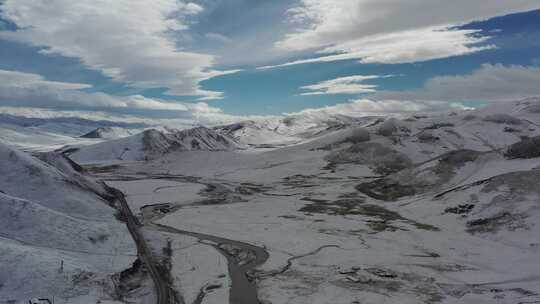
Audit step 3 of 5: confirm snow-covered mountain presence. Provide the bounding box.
[0,113,146,151]
[215,113,377,147]
[80,126,138,139]
[69,126,240,163]
[0,142,135,302]
[0,122,101,151]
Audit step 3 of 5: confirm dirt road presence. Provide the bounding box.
[109,187,180,304]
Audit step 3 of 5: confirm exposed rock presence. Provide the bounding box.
[377,119,399,137]
[505,135,540,159]
[417,131,439,143]
[348,128,371,143]
[444,204,475,215]
[424,123,454,130]
[327,142,412,175]
[483,114,522,125]
[356,179,416,201]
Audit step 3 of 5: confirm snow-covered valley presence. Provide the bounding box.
[2,98,540,304]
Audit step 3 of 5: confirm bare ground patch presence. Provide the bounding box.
[298,198,439,233]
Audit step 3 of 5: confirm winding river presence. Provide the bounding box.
[103,172,271,304]
[151,223,269,304]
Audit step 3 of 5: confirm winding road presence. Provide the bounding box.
[109,187,179,304]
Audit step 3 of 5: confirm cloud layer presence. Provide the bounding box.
[0,69,227,119]
[300,75,390,95]
[0,0,233,100]
[270,0,540,67]
[0,70,92,91]
[6,64,540,128]
[288,99,469,118]
[375,64,540,102]
[0,68,472,126]
[264,27,493,69]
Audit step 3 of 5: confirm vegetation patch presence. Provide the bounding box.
[335,267,447,304]
[348,128,371,143]
[283,174,320,188]
[85,164,122,174]
[299,198,438,232]
[377,119,398,136]
[466,212,526,234]
[437,150,480,169]
[312,128,371,151]
[444,204,475,215]
[88,233,110,243]
[327,142,412,175]
[483,114,522,125]
[462,114,477,121]
[503,127,520,133]
[482,170,540,194]
[299,198,360,215]
[417,131,440,143]
[356,179,416,201]
[113,258,147,300]
[505,135,540,159]
[424,123,455,130]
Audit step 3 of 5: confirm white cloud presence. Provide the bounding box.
[0,0,234,100]
[269,0,540,67]
[0,69,226,115]
[288,99,469,118]
[374,64,540,102]
[0,106,154,125]
[0,70,92,90]
[263,27,494,69]
[300,75,391,96]
[292,64,540,119]
[0,67,484,127]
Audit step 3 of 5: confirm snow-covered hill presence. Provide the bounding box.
[69,126,240,163]
[0,143,135,303]
[0,114,146,151]
[215,113,376,147]
[0,122,100,151]
[80,126,138,139]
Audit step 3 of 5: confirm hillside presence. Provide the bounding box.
[215,114,375,147]
[80,126,138,139]
[0,143,135,303]
[69,126,240,163]
[0,113,146,151]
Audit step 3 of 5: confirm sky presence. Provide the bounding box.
[1,0,540,125]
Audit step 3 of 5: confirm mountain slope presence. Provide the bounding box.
[215,114,376,147]
[80,126,137,139]
[70,126,240,163]
[0,143,135,303]
[0,113,146,151]
[0,143,117,219]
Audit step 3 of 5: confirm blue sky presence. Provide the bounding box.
[1,1,540,124]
